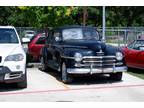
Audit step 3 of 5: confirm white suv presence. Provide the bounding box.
[0,26,27,88]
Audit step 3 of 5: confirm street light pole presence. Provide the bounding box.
[102,6,106,42]
[83,6,87,26]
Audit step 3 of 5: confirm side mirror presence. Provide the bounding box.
[22,37,30,43]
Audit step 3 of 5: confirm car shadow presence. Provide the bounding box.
[39,68,123,85]
[128,67,144,73]
[0,83,23,92]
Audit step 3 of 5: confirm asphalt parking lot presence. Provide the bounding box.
[0,64,144,102]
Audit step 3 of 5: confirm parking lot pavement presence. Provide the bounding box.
[0,66,144,102]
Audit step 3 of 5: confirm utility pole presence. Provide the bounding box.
[83,6,88,26]
[102,6,106,42]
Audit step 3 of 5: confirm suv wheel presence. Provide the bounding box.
[110,72,123,81]
[61,62,73,84]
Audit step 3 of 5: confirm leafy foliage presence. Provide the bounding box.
[0,6,144,28]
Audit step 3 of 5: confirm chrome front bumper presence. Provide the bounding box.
[67,66,127,74]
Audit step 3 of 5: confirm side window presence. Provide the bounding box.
[128,41,135,49]
[51,30,61,43]
[46,31,53,44]
[36,37,45,44]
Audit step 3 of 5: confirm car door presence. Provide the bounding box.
[50,30,62,70]
[133,41,144,68]
[124,48,139,68]
[46,30,61,70]
[124,41,139,68]
[33,36,45,60]
[135,50,144,68]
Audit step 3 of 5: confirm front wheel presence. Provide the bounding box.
[61,62,73,84]
[110,72,123,81]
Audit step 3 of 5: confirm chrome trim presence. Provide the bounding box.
[75,63,123,67]
[83,59,116,63]
[83,56,115,59]
[67,66,127,74]
[4,73,22,80]
[61,55,116,60]
[61,56,75,59]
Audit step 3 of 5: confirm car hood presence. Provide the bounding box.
[62,40,106,52]
[0,44,21,56]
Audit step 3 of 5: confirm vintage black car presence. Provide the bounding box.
[40,25,127,83]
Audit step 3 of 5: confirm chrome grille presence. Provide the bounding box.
[81,56,122,68]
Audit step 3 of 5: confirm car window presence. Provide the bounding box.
[36,37,45,44]
[63,28,83,40]
[46,31,53,44]
[83,28,99,40]
[128,41,135,49]
[0,28,19,44]
[133,40,144,50]
[128,40,144,50]
[62,28,99,41]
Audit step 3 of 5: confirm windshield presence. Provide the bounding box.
[0,28,19,44]
[62,28,99,41]
[128,40,144,50]
[26,32,34,34]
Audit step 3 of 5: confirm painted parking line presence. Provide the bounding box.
[0,84,144,96]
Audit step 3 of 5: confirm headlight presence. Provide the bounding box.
[116,52,123,61]
[74,52,83,62]
[5,54,24,61]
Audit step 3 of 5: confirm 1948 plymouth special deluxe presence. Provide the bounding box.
[40,25,127,83]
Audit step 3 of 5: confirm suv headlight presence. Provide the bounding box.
[5,54,24,61]
[74,52,83,62]
[116,52,123,61]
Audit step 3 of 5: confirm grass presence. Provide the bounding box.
[127,68,144,80]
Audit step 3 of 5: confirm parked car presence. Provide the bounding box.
[122,39,144,69]
[40,25,127,83]
[28,33,46,62]
[24,30,35,40]
[0,26,27,88]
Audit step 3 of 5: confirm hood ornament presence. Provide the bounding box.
[97,45,104,56]
[98,45,103,52]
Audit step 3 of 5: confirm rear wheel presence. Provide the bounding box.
[61,62,73,84]
[110,72,123,81]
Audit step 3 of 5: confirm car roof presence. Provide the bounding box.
[55,25,97,30]
[0,26,15,29]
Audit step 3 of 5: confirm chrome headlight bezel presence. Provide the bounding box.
[5,53,24,61]
[74,52,83,62]
[116,52,123,61]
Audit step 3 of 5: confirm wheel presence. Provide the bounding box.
[110,72,123,81]
[17,73,27,88]
[40,56,48,71]
[61,62,73,84]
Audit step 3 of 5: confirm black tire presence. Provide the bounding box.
[61,62,73,84]
[40,56,48,71]
[110,72,123,81]
[17,73,27,88]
